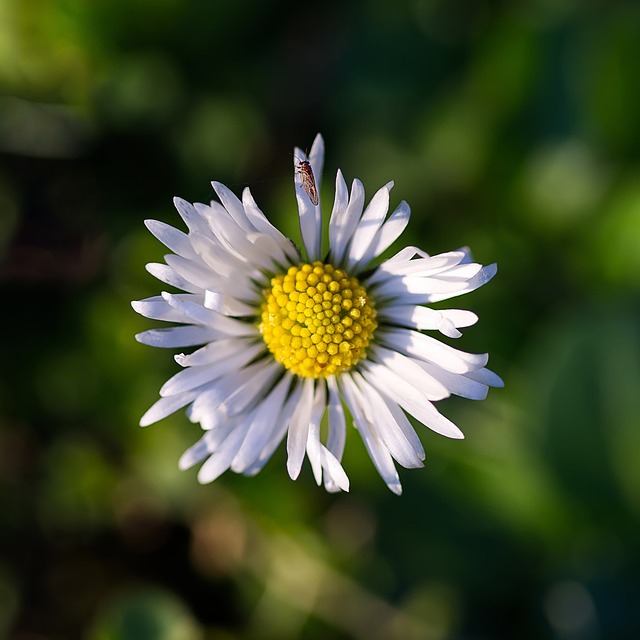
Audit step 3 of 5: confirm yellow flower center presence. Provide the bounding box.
[259,262,378,378]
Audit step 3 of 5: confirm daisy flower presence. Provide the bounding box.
[132,134,502,494]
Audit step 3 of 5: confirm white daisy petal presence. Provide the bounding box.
[286,378,315,480]
[294,140,323,261]
[370,345,451,401]
[173,197,210,236]
[319,445,350,493]
[211,181,255,232]
[328,170,349,255]
[378,392,426,463]
[247,231,289,271]
[144,220,198,260]
[330,178,365,265]
[178,436,210,471]
[159,362,228,398]
[197,415,254,484]
[188,232,239,278]
[203,290,256,317]
[380,327,488,373]
[174,337,260,367]
[426,263,498,304]
[131,295,196,323]
[135,325,220,348]
[438,261,486,279]
[458,246,473,263]
[218,360,281,417]
[362,362,464,440]
[242,188,300,262]
[373,265,484,299]
[418,361,490,401]
[179,422,241,469]
[161,292,256,336]
[243,380,304,476]
[195,203,267,267]
[203,275,261,305]
[196,422,236,455]
[358,200,411,267]
[187,386,229,428]
[339,374,402,495]
[441,309,479,328]
[145,262,202,294]
[378,304,450,331]
[373,251,467,280]
[323,376,349,492]
[353,372,424,469]
[306,382,327,486]
[308,132,325,187]
[186,359,274,427]
[346,181,393,271]
[295,183,321,261]
[164,254,224,292]
[326,376,346,460]
[160,343,265,397]
[377,305,478,338]
[383,245,430,266]
[231,372,293,473]
[140,390,199,427]
[466,366,505,388]
[133,135,501,494]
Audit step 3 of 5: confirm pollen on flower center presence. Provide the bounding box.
[259,262,377,378]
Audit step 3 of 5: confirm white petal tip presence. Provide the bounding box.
[389,483,403,496]
[441,326,463,339]
[138,412,155,427]
[287,460,302,481]
[325,481,349,493]
[490,371,505,388]
[178,453,197,471]
[197,464,220,484]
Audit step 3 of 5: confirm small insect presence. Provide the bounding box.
[295,157,319,206]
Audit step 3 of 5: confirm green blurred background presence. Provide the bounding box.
[1,0,639,638]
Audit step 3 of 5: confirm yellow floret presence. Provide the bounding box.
[259,262,377,378]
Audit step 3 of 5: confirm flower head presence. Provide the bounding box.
[133,134,502,494]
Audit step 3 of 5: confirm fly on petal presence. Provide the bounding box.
[295,158,319,206]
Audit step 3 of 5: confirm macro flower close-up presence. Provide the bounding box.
[133,134,503,494]
[7,3,640,636]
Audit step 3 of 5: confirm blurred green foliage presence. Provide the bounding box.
[1,0,640,638]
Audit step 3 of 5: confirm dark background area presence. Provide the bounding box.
[1,0,640,638]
